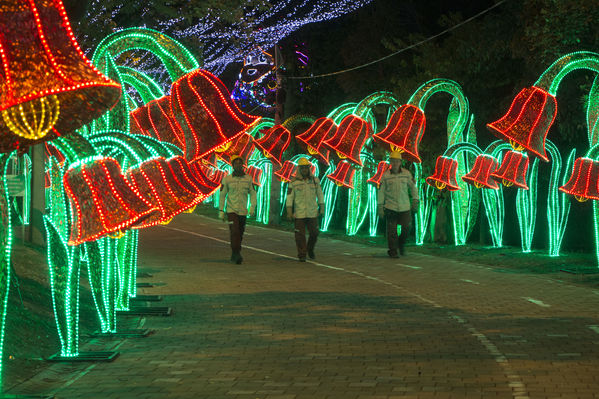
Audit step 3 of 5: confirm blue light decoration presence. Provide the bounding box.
[231,47,277,110]
[81,0,374,78]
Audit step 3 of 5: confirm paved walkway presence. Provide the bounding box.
[8,213,599,398]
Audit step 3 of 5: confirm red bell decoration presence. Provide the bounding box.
[63,157,159,245]
[367,161,391,188]
[490,150,530,190]
[296,117,336,164]
[219,133,254,165]
[129,105,152,135]
[559,157,599,201]
[461,154,500,189]
[146,96,185,149]
[207,168,228,186]
[199,152,217,167]
[426,156,460,191]
[188,160,222,189]
[171,69,260,162]
[253,125,291,167]
[373,104,426,163]
[126,157,202,226]
[245,165,263,186]
[487,87,557,162]
[327,161,356,189]
[323,115,371,166]
[167,156,220,199]
[274,160,297,183]
[0,0,121,153]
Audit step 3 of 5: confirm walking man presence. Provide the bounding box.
[219,155,257,264]
[286,157,325,262]
[377,151,419,258]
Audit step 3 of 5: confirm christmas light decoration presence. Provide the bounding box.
[462,154,500,189]
[115,0,375,75]
[245,165,263,187]
[0,153,14,387]
[231,47,277,110]
[171,69,261,162]
[63,156,159,245]
[327,161,355,189]
[126,157,202,226]
[93,27,199,82]
[426,156,460,191]
[559,157,599,201]
[218,134,255,165]
[373,105,426,163]
[296,117,337,164]
[488,52,599,161]
[323,115,371,166]
[487,87,556,161]
[515,158,539,253]
[367,161,391,188]
[118,66,165,103]
[0,0,121,152]
[274,160,297,183]
[491,150,530,189]
[146,96,185,149]
[253,125,291,167]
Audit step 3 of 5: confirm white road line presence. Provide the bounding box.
[460,279,480,285]
[397,264,421,270]
[522,297,550,308]
[343,252,352,256]
[588,325,599,335]
[165,223,526,396]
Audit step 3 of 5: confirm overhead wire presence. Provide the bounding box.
[287,0,509,80]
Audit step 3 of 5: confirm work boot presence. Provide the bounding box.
[298,256,306,262]
[308,249,315,260]
[387,249,399,258]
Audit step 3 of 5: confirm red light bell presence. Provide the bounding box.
[296,117,336,164]
[63,157,159,245]
[323,115,370,166]
[490,150,530,190]
[461,154,500,189]
[171,69,260,162]
[254,125,291,167]
[367,161,391,188]
[327,161,355,189]
[487,87,557,162]
[426,156,460,191]
[559,157,599,201]
[373,104,426,163]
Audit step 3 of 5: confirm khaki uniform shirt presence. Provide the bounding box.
[286,176,325,219]
[219,174,257,216]
[377,169,419,212]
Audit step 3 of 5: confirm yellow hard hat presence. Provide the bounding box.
[297,157,311,166]
[389,151,403,160]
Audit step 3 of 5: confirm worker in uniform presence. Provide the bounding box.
[286,157,325,262]
[377,151,419,258]
[219,155,257,264]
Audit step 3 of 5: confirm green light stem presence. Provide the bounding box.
[535,51,599,96]
[516,158,539,253]
[93,28,200,82]
[119,66,165,103]
[407,79,470,145]
[545,141,572,257]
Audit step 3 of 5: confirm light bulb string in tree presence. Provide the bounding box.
[92,28,200,83]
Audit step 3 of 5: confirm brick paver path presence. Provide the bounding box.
[9,213,599,398]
